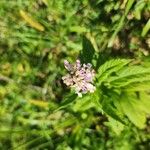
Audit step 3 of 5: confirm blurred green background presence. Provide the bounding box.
[0,0,150,149]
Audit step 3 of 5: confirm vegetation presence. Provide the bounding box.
[0,0,150,149]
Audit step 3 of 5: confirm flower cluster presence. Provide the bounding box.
[62,59,96,97]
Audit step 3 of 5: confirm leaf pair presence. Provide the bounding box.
[97,58,150,128]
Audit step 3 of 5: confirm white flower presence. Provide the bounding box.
[62,59,96,97]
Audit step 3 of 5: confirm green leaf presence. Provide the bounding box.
[69,26,88,33]
[123,82,150,91]
[110,75,150,88]
[108,66,150,82]
[141,19,150,37]
[119,93,146,128]
[98,59,130,76]
[118,66,150,78]
[14,136,44,150]
[54,93,77,112]
[133,0,146,20]
[140,92,150,114]
[102,96,125,124]
[72,95,95,112]
[79,36,95,64]
[97,59,131,84]
[107,117,124,135]
[73,90,102,112]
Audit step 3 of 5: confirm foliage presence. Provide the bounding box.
[0,0,150,149]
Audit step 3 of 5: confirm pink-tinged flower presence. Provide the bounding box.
[64,60,73,72]
[62,59,96,97]
[62,74,73,86]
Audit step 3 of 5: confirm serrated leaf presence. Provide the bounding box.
[102,97,125,124]
[140,92,150,114]
[118,66,150,77]
[123,82,150,91]
[110,75,150,88]
[97,59,131,84]
[97,59,131,76]
[119,93,146,128]
[109,66,150,82]
[107,117,124,135]
[73,90,102,112]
